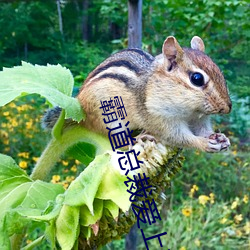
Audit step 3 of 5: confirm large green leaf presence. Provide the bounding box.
[0,154,65,248]
[64,152,131,214]
[56,205,80,250]
[95,160,131,212]
[0,176,31,201]
[0,62,84,122]
[63,153,110,213]
[20,181,64,213]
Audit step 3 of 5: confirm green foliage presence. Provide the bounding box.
[0,154,64,249]
[138,196,249,249]
[0,62,84,122]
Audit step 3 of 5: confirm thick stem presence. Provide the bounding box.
[30,126,111,181]
[10,231,25,250]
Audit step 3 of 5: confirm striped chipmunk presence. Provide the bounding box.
[43,36,232,153]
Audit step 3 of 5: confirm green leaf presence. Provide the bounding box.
[0,181,64,238]
[26,197,64,222]
[79,199,103,226]
[103,200,119,219]
[20,181,64,213]
[0,154,30,181]
[45,220,56,249]
[96,161,131,212]
[0,231,10,250]
[0,182,33,218]
[64,152,131,214]
[63,153,110,213]
[0,176,32,201]
[80,226,92,240]
[0,62,85,122]
[56,205,80,250]
[0,154,65,245]
[65,142,96,166]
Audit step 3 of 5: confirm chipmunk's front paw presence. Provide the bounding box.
[207,133,230,152]
[136,132,156,144]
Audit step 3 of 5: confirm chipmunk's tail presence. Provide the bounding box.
[41,106,62,130]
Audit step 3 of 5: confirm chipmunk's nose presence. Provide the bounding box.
[219,101,232,114]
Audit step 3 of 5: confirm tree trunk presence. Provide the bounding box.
[56,0,63,36]
[125,224,137,250]
[82,0,89,41]
[128,0,142,49]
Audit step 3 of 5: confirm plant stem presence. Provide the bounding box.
[30,126,111,181]
[10,232,25,250]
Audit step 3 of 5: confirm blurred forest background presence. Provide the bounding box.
[0,0,249,249]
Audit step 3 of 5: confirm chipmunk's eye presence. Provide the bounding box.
[190,72,204,87]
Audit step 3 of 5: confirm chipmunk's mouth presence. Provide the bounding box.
[204,100,232,115]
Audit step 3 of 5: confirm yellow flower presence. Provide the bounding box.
[75,159,81,165]
[0,130,8,138]
[235,157,242,163]
[3,138,9,145]
[180,247,186,250]
[4,147,10,152]
[70,165,77,172]
[194,238,201,247]
[209,193,215,204]
[232,150,237,156]
[63,182,69,189]
[236,229,242,237]
[198,195,210,206]
[189,184,199,197]
[18,152,30,159]
[26,239,32,244]
[62,160,69,166]
[182,207,192,217]
[244,221,250,234]
[234,214,243,224]
[19,161,28,169]
[9,102,16,108]
[26,121,33,129]
[66,176,75,182]
[231,197,240,209]
[32,157,39,162]
[220,217,228,224]
[221,162,228,167]
[11,119,18,127]
[51,175,61,183]
[3,111,9,116]
[243,195,248,204]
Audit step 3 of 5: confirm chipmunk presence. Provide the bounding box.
[44,36,232,153]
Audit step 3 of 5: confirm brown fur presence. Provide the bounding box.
[77,36,232,152]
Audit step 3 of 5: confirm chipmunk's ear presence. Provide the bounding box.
[162,36,184,62]
[191,36,205,52]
